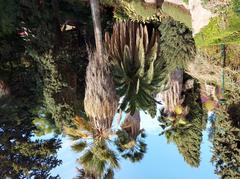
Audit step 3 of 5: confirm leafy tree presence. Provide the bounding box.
[0,64,62,178]
[105,21,164,117]
[32,108,60,137]
[211,104,240,179]
[0,0,19,37]
[159,78,205,167]
[158,18,195,74]
[33,51,81,130]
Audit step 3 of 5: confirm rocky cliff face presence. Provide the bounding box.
[188,0,213,35]
[144,0,214,35]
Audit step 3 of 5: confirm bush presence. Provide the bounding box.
[233,0,240,15]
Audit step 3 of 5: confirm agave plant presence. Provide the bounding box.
[105,21,164,117]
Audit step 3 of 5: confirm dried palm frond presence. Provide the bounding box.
[84,50,118,133]
[121,111,141,139]
[63,115,93,139]
[157,69,185,114]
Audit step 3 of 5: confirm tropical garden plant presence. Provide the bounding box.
[84,0,118,134]
[115,111,147,162]
[105,20,164,117]
[211,106,240,179]
[159,78,206,168]
[158,17,196,74]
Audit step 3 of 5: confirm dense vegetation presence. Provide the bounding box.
[195,1,240,46]
[0,0,239,178]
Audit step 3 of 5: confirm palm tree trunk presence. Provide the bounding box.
[90,0,104,61]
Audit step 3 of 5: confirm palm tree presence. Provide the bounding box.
[84,50,118,134]
[65,117,119,179]
[105,21,164,117]
[84,0,118,134]
[63,115,93,141]
[115,111,147,163]
[75,167,114,179]
[78,139,119,179]
[89,0,104,59]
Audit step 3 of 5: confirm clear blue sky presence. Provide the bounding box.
[51,112,218,179]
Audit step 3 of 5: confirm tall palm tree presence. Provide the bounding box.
[84,0,118,134]
[77,0,120,169]
[105,21,164,117]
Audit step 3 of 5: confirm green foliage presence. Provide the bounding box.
[175,80,205,167]
[0,67,61,178]
[195,7,240,47]
[32,110,60,136]
[33,51,82,131]
[106,21,164,117]
[162,2,192,28]
[79,139,119,178]
[233,0,240,15]
[211,106,240,179]
[158,18,195,74]
[0,0,19,37]
[71,141,87,153]
[115,130,147,163]
[113,0,163,23]
[160,77,206,167]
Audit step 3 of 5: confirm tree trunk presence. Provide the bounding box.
[156,0,164,8]
[52,0,62,46]
[90,0,104,61]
